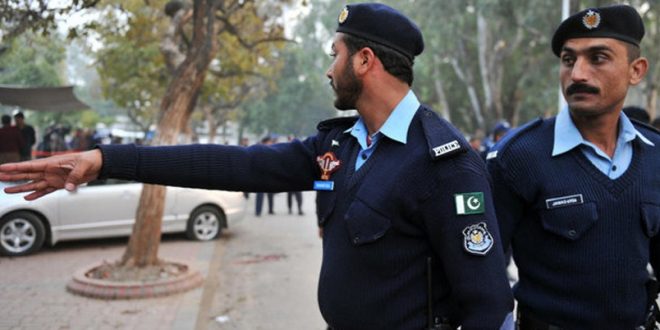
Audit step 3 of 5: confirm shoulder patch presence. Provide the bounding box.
[418,107,468,161]
[462,222,494,256]
[317,116,359,131]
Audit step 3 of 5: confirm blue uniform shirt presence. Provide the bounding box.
[552,108,654,179]
[348,89,419,170]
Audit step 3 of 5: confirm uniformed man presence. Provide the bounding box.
[487,5,659,329]
[0,3,513,329]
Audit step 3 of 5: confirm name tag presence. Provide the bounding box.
[545,194,584,209]
[314,181,334,191]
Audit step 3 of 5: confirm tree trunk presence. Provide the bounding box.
[204,104,218,143]
[432,55,451,121]
[477,12,494,125]
[120,0,219,267]
[451,57,484,130]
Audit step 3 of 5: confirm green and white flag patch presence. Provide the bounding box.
[454,192,485,215]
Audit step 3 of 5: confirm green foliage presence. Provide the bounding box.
[0,32,65,86]
[242,0,338,137]
[93,1,169,132]
[0,0,99,42]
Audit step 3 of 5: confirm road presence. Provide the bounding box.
[197,191,325,329]
[0,191,326,329]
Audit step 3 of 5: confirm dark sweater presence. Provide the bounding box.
[99,107,513,329]
[488,117,660,329]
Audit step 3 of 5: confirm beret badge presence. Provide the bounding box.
[338,7,349,24]
[582,10,601,30]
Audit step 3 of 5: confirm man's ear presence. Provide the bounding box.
[629,56,648,86]
[353,47,376,75]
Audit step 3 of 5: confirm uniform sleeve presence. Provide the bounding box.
[98,136,322,192]
[487,158,526,253]
[421,160,513,329]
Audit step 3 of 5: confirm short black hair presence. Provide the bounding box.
[1,114,11,125]
[13,111,24,119]
[342,33,414,86]
[624,43,641,63]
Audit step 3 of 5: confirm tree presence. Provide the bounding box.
[103,0,292,267]
[0,0,99,43]
[242,1,337,138]
[94,1,170,136]
[0,31,110,132]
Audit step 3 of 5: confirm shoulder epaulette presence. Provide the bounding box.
[486,117,544,160]
[418,107,468,161]
[317,116,359,131]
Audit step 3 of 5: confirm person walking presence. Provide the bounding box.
[487,5,659,329]
[287,191,303,215]
[255,135,276,216]
[0,114,25,165]
[0,3,514,329]
[13,111,36,161]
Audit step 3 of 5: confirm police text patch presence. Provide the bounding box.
[545,194,584,209]
[433,140,460,157]
[455,192,485,215]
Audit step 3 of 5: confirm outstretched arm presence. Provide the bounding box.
[0,149,102,200]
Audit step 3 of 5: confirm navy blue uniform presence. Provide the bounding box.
[488,117,660,328]
[98,106,513,329]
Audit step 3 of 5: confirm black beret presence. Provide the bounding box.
[551,5,644,57]
[336,3,424,60]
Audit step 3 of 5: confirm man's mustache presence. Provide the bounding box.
[566,83,600,95]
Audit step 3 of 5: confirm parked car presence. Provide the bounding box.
[0,179,247,256]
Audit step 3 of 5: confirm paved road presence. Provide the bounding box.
[0,191,325,329]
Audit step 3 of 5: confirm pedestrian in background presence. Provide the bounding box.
[255,135,276,217]
[287,135,304,216]
[623,105,651,124]
[0,114,25,165]
[488,5,659,329]
[0,3,514,329]
[13,111,36,161]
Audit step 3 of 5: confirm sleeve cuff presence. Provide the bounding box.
[96,144,139,181]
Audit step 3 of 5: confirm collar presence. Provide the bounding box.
[552,107,654,157]
[345,89,420,145]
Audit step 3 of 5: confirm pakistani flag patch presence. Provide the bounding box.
[454,192,485,215]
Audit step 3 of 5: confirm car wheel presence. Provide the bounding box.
[0,212,46,256]
[186,206,225,241]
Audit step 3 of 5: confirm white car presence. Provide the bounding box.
[0,179,247,256]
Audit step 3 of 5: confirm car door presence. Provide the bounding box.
[54,179,141,240]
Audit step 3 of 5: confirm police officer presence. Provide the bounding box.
[487,5,659,329]
[0,3,513,329]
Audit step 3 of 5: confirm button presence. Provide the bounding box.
[567,229,577,237]
[353,237,360,243]
[361,153,368,160]
[612,165,617,171]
